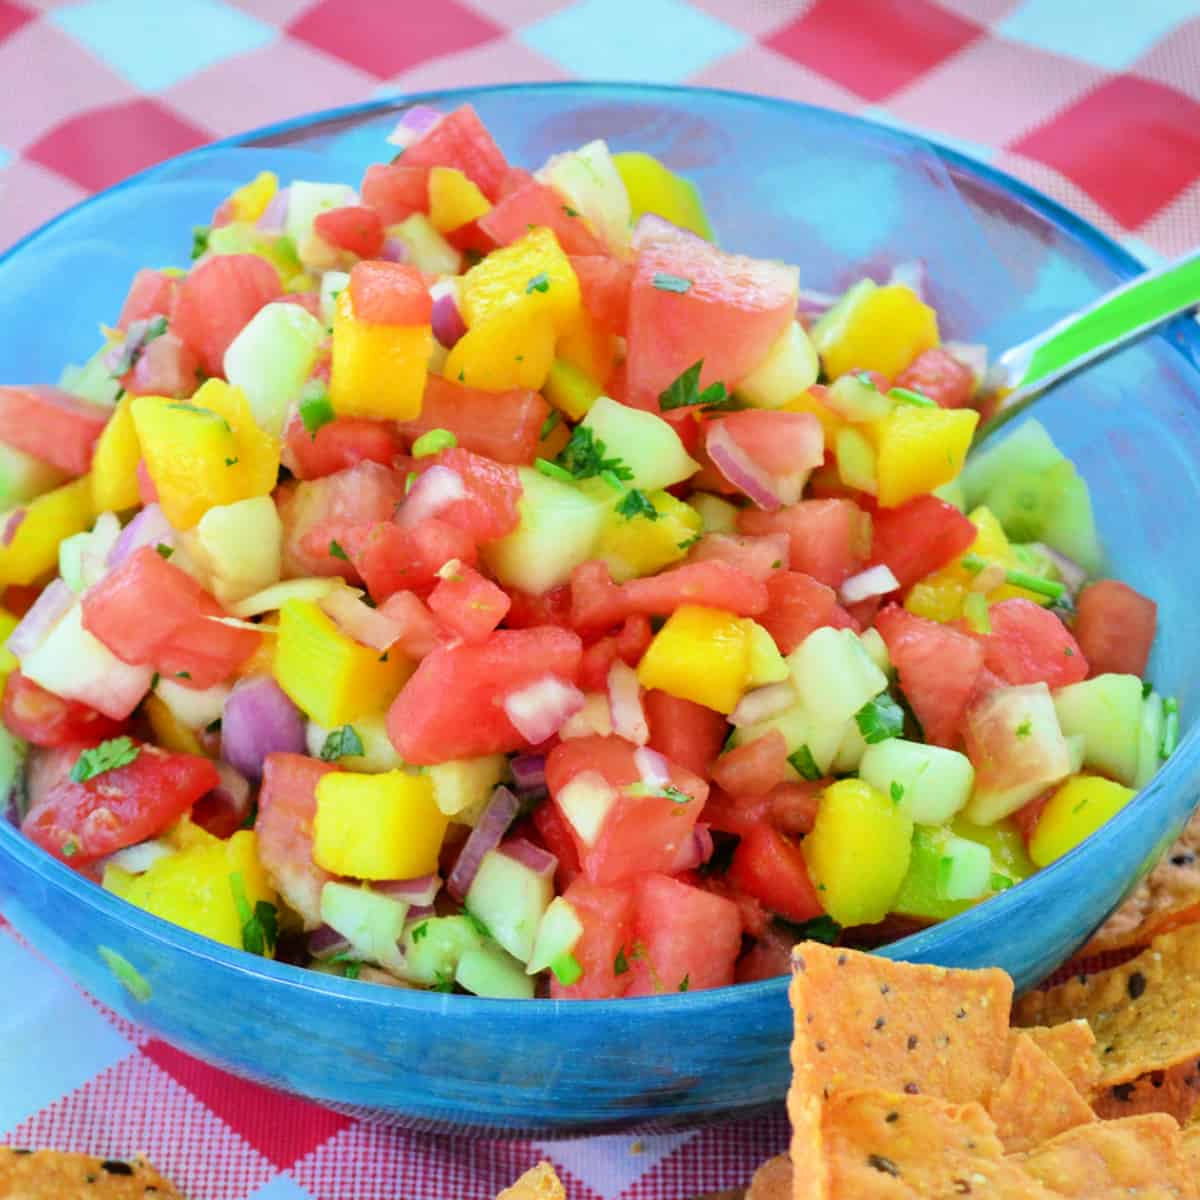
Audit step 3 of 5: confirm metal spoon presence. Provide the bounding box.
[972,246,1200,447]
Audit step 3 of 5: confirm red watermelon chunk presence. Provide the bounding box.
[478,176,608,256]
[739,499,870,588]
[1074,579,1157,679]
[868,495,976,591]
[396,104,509,202]
[550,877,636,1000]
[758,571,842,655]
[972,598,1088,689]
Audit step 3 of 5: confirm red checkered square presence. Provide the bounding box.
[288,0,504,80]
[25,99,210,192]
[1011,75,1200,229]
[0,0,30,40]
[142,1038,351,1171]
[765,0,984,102]
[688,0,809,37]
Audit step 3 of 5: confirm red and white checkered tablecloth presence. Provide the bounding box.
[2,2,1199,1197]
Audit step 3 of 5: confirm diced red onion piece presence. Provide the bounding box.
[104,838,174,875]
[510,753,547,795]
[943,340,989,385]
[1033,544,1088,597]
[795,288,837,319]
[386,104,443,148]
[633,746,671,790]
[405,903,435,923]
[888,259,926,299]
[220,675,307,783]
[607,660,649,746]
[503,676,585,746]
[499,836,557,878]
[431,291,467,349]
[705,421,783,511]
[379,237,410,264]
[372,874,441,907]
[309,924,352,960]
[730,681,797,729]
[446,785,521,901]
[7,578,73,660]
[320,587,403,652]
[396,465,466,529]
[670,823,714,873]
[840,564,900,606]
[108,503,175,567]
[1,509,25,548]
[256,186,290,234]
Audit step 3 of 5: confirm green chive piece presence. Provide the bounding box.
[411,428,457,457]
[1161,696,1180,761]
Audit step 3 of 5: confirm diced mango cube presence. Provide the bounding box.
[556,308,618,384]
[330,289,432,420]
[874,405,978,508]
[444,305,556,392]
[818,284,940,380]
[0,606,17,690]
[274,598,412,728]
[460,226,581,334]
[905,577,968,623]
[595,489,702,581]
[803,778,914,926]
[229,171,278,223]
[612,150,713,240]
[121,830,277,953]
[144,693,207,757]
[543,358,603,422]
[91,394,142,512]
[637,604,751,714]
[1029,774,1137,867]
[313,769,448,879]
[784,389,844,446]
[0,475,93,586]
[428,166,491,233]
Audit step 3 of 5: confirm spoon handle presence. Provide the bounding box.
[976,246,1200,443]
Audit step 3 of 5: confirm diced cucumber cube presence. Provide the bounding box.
[482,467,609,594]
[789,626,887,727]
[427,755,507,820]
[824,373,893,422]
[392,214,462,276]
[809,279,877,362]
[580,396,699,493]
[736,321,819,409]
[936,832,992,901]
[932,479,966,512]
[59,511,121,593]
[159,677,230,730]
[893,826,975,921]
[191,495,283,606]
[464,849,554,964]
[1039,470,1102,576]
[732,703,845,775]
[319,881,407,974]
[58,341,122,408]
[960,419,1065,508]
[526,896,584,976]
[320,270,350,329]
[456,941,536,999]
[830,719,869,774]
[538,139,631,256]
[1053,673,1144,787]
[1135,691,1165,789]
[691,493,739,533]
[401,915,484,987]
[306,711,407,774]
[286,181,357,247]
[1064,733,1086,776]
[859,628,891,675]
[859,739,974,825]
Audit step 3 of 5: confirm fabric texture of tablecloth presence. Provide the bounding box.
[2,1,1199,1197]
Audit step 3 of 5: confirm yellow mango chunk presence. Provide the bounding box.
[0,475,93,586]
[803,778,914,926]
[444,305,556,392]
[556,307,618,384]
[543,358,603,422]
[144,693,207,757]
[612,150,713,240]
[229,171,278,223]
[637,604,751,714]
[1029,775,1137,867]
[91,394,142,512]
[905,576,968,623]
[313,769,448,879]
[784,388,844,446]
[460,226,581,334]
[330,289,432,420]
[428,165,491,233]
[0,607,18,690]
[121,830,277,954]
[274,598,412,728]
[595,489,702,581]
[874,405,978,508]
[819,284,940,380]
[132,380,280,529]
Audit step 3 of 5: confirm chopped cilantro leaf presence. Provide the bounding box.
[778,914,841,945]
[175,671,191,680]
[890,781,905,806]
[1015,719,1032,739]
[662,785,692,805]
[553,426,633,485]
[230,872,278,956]
[299,382,335,437]
[320,724,364,762]
[70,736,139,784]
[62,838,79,858]
[191,225,210,260]
[678,974,690,992]
[677,533,702,551]
[328,539,349,561]
[563,205,580,218]
[224,457,239,467]
[788,744,822,782]
[150,672,160,690]
[525,272,550,294]
[657,359,735,412]
[854,694,904,744]
[652,272,692,294]
[614,947,629,976]
[433,968,455,993]
[405,470,417,494]
[990,873,1014,892]
[154,543,173,560]
[550,952,583,986]
[615,489,659,521]
[344,961,361,980]
[411,922,429,943]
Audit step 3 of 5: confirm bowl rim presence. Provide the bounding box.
[1,80,1198,1017]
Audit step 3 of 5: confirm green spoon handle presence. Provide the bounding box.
[978,247,1200,441]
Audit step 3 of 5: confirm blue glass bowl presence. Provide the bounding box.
[0,83,1197,1135]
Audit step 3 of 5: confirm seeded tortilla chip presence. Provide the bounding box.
[1015,1113,1197,1199]
[1017,1021,1100,1098]
[496,1163,566,1200]
[790,942,1013,1105]
[821,1087,1057,1198]
[0,1149,181,1198]
[1015,926,1200,1105]
[989,1033,1097,1153]
[745,1154,791,1200]
[1080,807,1200,956]
[1183,1124,1200,1175]
[1091,1058,1200,1124]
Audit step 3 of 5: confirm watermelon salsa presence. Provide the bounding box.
[0,104,1173,1000]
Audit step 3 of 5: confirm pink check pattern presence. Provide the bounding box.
[2,1,1198,1196]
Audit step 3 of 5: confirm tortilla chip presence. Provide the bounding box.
[1015,925,1200,1090]
[1015,1113,1197,1199]
[1183,1124,1200,1175]
[0,1149,181,1198]
[1091,1058,1200,1124]
[790,942,1013,1104]
[1081,808,1200,956]
[1018,1021,1100,1098]
[497,1163,566,1200]
[788,1020,829,1200]
[821,1087,1057,1198]
[989,1033,1097,1153]
[745,1155,790,1200]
